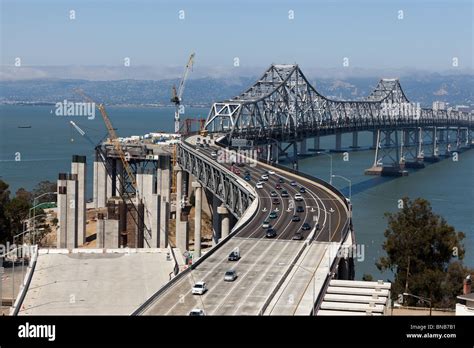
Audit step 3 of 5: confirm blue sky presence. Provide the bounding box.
[1,0,472,79]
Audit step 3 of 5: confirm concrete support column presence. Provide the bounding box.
[57,175,68,248]
[136,170,157,247]
[335,133,342,151]
[96,213,105,248]
[159,155,171,248]
[372,130,378,149]
[212,195,221,246]
[94,159,108,208]
[71,155,86,246]
[351,131,359,148]
[218,205,230,240]
[271,144,279,163]
[192,182,202,261]
[299,138,307,155]
[313,136,320,151]
[175,166,188,252]
[65,174,78,248]
[106,159,113,200]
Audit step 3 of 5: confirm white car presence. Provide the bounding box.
[268,170,275,175]
[192,281,208,295]
[294,193,303,201]
[189,309,206,316]
[261,174,269,181]
[211,151,217,158]
[224,270,238,282]
[256,182,264,189]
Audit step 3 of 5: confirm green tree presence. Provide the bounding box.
[32,181,57,203]
[0,180,11,243]
[377,197,467,308]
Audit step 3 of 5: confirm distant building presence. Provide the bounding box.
[455,105,471,112]
[432,101,447,111]
[456,275,473,315]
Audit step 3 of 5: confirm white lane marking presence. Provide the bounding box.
[210,240,292,315]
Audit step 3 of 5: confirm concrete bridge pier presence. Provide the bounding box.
[370,130,378,149]
[350,131,360,149]
[333,133,342,152]
[403,129,425,169]
[212,196,221,246]
[313,136,322,151]
[93,157,108,208]
[158,155,171,248]
[192,181,202,262]
[365,129,407,176]
[423,127,440,163]
[175,165,189,253]
[218,205,230,239]
[298,138,307,155]
[71,155,86,246]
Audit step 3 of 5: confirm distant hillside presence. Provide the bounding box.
[1,74,473,108]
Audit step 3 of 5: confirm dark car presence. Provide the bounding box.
[236,162,245,167]
[292,232,304,240]
[228,250,240,261]
[244,170,250,176]
[279,177,285,183]
[265,228,277,238]
[296,206,304,213]
[272,198,280,205]
[290,180,297,186]
[301,222,311,231]
[269,211,278,219]
[244,175,251,181]
[270,191,278,197]
[291,215,301,222]
[275,184,282,190]
[281,190,289,197]
[299,187,306,193]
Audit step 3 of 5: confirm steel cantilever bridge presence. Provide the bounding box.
[204,64,473,174]
[135,64,471,316]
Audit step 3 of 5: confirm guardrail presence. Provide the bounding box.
[10,244,38,316]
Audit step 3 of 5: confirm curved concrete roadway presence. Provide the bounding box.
[138,137,348,315]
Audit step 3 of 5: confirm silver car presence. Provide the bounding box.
[224,269,238,282]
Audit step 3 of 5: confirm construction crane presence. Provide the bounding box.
[75,90,138,190]
[171,53,195,134]
[74,90,152,246]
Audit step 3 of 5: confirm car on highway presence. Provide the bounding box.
[268,170,275,175]
[296,206,304,213]
[299,187,306,193]
[231,166,240,175]
[275,183,282,190]
[291,215,301,222]
[290,180,298,186]
[189,309,206,316]
[270,191,278,197]
[192,281,208,295]
[261,174,269,181]
[269,211,278,219]
[228,249,240,261]
[262,220,271,229]
[236,162,245,167]
[244,174,251,181]
[211,151,217,158]
[272,198,280,205]
[203,141,209,148]
[224,269,238,282]
[292,231,304,240]
[265,228,277,238]
[294,193,303,201]
[301,222,311,231]
[316,223,320,230]
[244,170,250,175]
[256,182,263,189]
[278,177,285,183]
[281,190,289,197]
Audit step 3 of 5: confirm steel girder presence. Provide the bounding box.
[204,64,473,144]
[177,143,255,218]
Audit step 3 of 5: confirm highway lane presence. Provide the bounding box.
[139,136,348,315]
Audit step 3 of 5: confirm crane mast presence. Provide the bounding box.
[171,53,195,133]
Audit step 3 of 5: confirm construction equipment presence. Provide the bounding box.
[171,53,195,134]
[74,90,152,247]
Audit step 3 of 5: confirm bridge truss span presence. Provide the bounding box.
[204,64,472,144]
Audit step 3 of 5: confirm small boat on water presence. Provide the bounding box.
[18,125,32,128]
